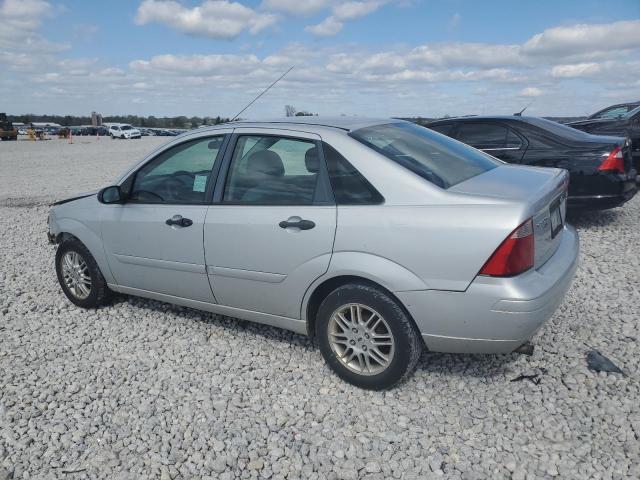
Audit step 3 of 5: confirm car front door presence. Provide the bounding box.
[204,129,337,319]
[456,122,526,163]
[101,132,231,302]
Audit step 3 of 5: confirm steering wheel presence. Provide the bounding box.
[164,177,188,201]
[131,189,164,202]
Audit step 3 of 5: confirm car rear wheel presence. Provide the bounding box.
[316,283,422,390]
[55,238,110,308]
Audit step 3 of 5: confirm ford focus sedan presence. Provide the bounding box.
[48,118,579,389]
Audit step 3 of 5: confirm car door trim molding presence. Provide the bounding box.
[107,284,308,334]
[208,265,287,283]
[113,253,207,274]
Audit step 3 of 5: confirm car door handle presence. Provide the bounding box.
[166,215,193,227]
[279,219,315,230]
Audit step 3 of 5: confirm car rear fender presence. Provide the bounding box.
[300,251,429,320]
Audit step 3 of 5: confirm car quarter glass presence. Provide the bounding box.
[323,142,384,205]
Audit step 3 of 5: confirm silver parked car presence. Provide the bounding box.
[48,118,579,389]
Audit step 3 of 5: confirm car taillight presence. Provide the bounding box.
[598,147,625,173]
[479,219,534,277]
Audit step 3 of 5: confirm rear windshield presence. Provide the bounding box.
[523,117,589,141]
[350,122,501,189]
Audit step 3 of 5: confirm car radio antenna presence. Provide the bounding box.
[230,65,295,121]
[514,100,534,117]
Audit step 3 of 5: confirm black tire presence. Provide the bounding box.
[316,283,422,390]
[55,238,110,308]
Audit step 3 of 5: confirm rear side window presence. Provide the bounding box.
[428,123,455,137]
[457,123,509,149]
[350,122,501,189]
[223,135,319,205]
[323,142,383,205]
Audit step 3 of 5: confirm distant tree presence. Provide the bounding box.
[285,105,296,117]
[295,111,315,116]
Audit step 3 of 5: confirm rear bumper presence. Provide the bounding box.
[567,170,637,210]
[396,225,579,354]
[567,185,637,210]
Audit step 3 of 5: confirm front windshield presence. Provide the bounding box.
[121,125,132,130]
[350,122,501,189]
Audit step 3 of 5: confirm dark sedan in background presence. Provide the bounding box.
[566,102,640,174]
[426,116,637,210]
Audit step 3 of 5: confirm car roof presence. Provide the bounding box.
[196,116,404,134]
[427,115,535,124]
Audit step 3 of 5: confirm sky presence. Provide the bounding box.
[1,0,639,118]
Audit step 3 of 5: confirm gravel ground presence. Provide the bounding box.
[1,138,639,479]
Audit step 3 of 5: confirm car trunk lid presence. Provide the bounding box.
[449,164,569,269]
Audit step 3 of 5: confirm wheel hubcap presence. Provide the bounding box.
[61,251,91,300]
[327,303,395,376]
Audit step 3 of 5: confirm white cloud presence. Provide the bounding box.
[522,20,640,59]
[306,0,389,36]
[260,0,332,16]
[130,53,261,75]
[0,0,67,53]
[551,62,602,78]
[520,87,542,97]
[305,16,343,36]
[135,0,279,39]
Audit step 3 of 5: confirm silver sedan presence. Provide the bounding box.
[48,118,579,389]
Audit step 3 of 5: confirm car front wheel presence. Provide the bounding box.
[55,238,110,308]
[316,283,422,390]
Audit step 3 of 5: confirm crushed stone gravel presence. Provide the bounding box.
[1,137,639,479]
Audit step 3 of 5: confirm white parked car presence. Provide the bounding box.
[109,124,141,139]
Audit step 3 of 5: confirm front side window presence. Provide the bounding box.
[351,122,501,189]
[223,135,319,204]
[130,136,224,204]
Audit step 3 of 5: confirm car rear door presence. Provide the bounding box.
[203,128,337,319]
[455,122,527,163]
[101,131,231,302]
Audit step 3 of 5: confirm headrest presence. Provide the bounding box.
[305,147,320,173]
[246,150,284,177]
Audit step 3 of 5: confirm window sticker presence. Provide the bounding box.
[193,175,208,192]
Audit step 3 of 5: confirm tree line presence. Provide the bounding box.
[5,114,230,129]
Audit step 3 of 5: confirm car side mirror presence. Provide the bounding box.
[98,185,125,204]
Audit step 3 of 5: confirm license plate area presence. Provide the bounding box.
[549,197,563,238]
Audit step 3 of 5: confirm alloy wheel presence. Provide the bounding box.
[327,303,395,376]
[60,251,92,300]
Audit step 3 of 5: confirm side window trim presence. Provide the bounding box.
[212,132,334,206]
[122,133,231,205]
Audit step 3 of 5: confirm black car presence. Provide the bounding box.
[567,103,640,174]
[426,116,637,210]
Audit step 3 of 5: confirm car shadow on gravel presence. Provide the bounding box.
[112,293,524,379]
[111,294,318,352]
[566,207,622,229]
[415,351,520,379]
